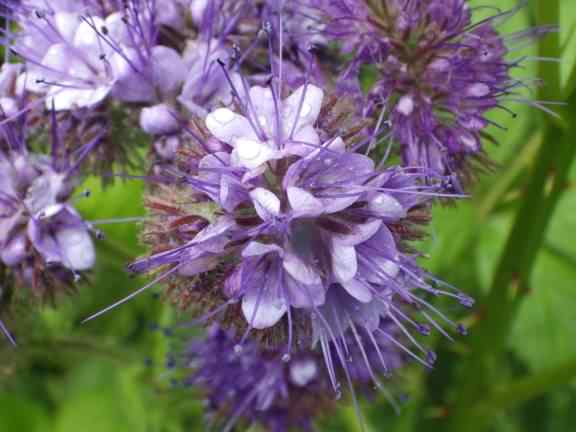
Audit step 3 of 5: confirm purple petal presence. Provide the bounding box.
[205,108,258,145]
[333,219,381,246]
[283,251,321,286]
[242,241,283,257]
[55,225,95,270]
[241,286,287,330]
[340,278,373,303]
[369,193,407,219]
[287,186,323,217]
[178,255,218,276]
[285,275,326,308]
[1,234,27,266]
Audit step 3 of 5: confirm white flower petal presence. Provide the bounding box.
[234,137,277,169]
[283,84,323,132]
[290,359,318,386]
[333,219,381,246]
[54,12,80,42]
[242,241,283,257]
[205,108,258,144]
[47,85,110,110]
[73,16,106,50]
[396,95,415,116]
[287,186,324,217]
[340,278,373,303]
[331,243,357,283]
[55,226,95,271]
[250,188,281,220]
[241,288,287,329]
[369,193,406,219]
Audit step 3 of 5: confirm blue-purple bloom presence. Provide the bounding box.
[99,79,473,396]
[0,115,97,294]
[183,324,402,431]
[2,0,186,111]
[319,0,555,188]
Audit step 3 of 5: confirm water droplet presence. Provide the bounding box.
[426,350,437,365]
[234,344,243,354]
[281,353,291,362]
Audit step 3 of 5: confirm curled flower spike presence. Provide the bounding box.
[181,324,402,432]
[85,76,471,404]
[0,112,98,298]
[319,0,557,189]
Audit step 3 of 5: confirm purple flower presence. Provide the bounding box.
[177,38,242,118]
[320,0,555,187]
[182,324,402,431]
[3,0,187,110]
[0,115,97,294]
[183,325,330,432]
[99,80,473,396]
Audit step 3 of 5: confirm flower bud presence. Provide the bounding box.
[140,104,180,136]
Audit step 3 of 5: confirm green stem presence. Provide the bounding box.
[477,356,576,416]
[445,3,575,428]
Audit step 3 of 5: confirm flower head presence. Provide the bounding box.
[0,114,97,296]
[4,0,186,110]
[183,325,332,432]
[181,323,402,431]
[101,80,473,398]
[320,0,555,188]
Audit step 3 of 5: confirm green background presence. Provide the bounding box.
[1,0,576,430]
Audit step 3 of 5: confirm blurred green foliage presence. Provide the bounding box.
[1,0,576,430]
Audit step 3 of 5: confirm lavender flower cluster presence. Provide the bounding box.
[0,0,551,429]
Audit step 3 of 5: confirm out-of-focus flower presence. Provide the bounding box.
[183,325,332,432]
[177,38,242,118]
[0,115,98,296]
[319,0,555,188]
[3,0,187,110]
[182,324,402,432]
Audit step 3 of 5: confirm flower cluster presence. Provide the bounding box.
[179,323,402,431]
[0,116,96,296]
[0,0,553,429]
[124,80,472,420]
[319,0,554,189]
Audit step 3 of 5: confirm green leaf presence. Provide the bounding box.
[0,395,50,432]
